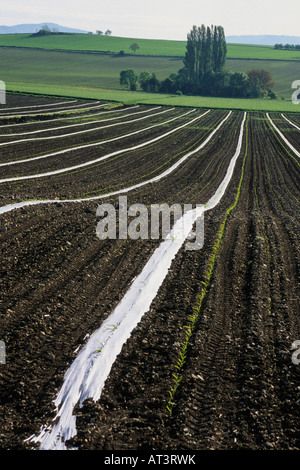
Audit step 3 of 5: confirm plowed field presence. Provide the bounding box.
[0,94,299,451]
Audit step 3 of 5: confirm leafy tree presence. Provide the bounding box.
[139,72,160,92]
[105,30,112,36]
[246,69,274,97]
[172,68,190,94]
[147,73,160,92]
[96,30,103,35]
[183,25,203,88]
[130,43,140,54]
[120,69,139,91]
[139,71,152,91]
[212,26,227,72]
[229,72,249,97]
[268,89,278,99]
[159,77,174,94]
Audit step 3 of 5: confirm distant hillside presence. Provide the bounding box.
[226,35,300,45]
[0,23,89,34]
[0,32,299,61]
[1,27,300,46]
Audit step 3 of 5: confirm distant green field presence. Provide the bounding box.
[226,44,300,61]
[0,33,300,61]
[5,82,299,113]
[0,47,183,90]
[226,59,299,100]
[0,47,297,102]
[0,33,185,56]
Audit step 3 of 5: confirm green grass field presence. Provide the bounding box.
[0,33,299,113]
[0,47,298,101]
[225,59,300,100]
[0,33,300,61]
[0,47,183,89]
[5,81,299,113]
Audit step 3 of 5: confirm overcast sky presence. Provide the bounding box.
[1,0,299,39]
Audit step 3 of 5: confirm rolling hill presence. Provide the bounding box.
[0,33,299,62]
[0,23,89,34]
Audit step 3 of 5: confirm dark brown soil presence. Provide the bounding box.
[0,94,299,451]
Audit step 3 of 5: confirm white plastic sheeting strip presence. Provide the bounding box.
[0,110,231,211]
[0,104,115,128]
[281,113,300,132]
[27,112,247,450]
[0,109,206,176]
[0,107,173,147]
[0,100,78,111]
[267,113,300,159]
[204,112,247,210]
[0,101,102,118]
[1,107,158,137]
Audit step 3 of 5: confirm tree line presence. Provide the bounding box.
[120,68,276,99]
[120,24,276,99]
[274,43,300,50]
